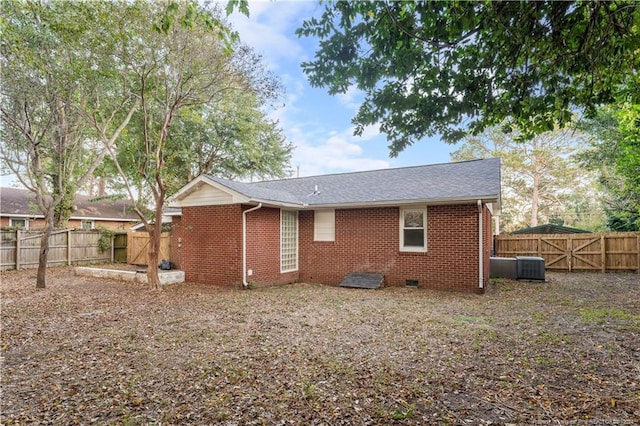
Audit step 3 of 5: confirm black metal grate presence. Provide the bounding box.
[340,273,384,289]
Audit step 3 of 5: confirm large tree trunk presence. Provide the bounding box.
[146,227,161,290]
[36,217,54,289]
[145,201,165,290]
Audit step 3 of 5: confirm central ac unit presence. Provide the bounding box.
[516,256,545,280]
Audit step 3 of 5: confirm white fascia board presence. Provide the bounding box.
[70,216,138,222]
[1,212,136,222]
[0,213,44,219]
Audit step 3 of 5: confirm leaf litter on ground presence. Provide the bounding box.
[1,267,639,424]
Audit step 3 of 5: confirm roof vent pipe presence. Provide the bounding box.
[242,203,262,288]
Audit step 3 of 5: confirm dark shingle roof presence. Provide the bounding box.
[511,224,591,234]
[0,187,139,221]
[206,158,501,207]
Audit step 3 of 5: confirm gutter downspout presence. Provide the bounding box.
[242,203,262,288]
[477,200,484,290]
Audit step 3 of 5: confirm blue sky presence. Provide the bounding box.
[0,1,460,188]
[228,1,460,178]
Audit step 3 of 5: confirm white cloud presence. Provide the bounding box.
[335,85,364,110]
[288,125,389,177]
[226,1,391,178]
[227,1,317,69]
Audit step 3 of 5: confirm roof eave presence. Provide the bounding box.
[300,195,500,210]
[240,195,499,210]
[168,175,251,207]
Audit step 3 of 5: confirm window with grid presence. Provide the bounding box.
[81,220,95,230]
[400,207,427,252]
[9,218,27,229]
[280,210,298,272]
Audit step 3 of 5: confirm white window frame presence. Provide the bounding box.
[399,206,427,252]
[280,210,298,273]
[9,218,28,229]
[81,220,95,230]
[314,209,335,242]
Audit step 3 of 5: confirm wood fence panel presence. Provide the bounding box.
[113,232,128,263]
[0,229,113,271]
[494,232,639,272]
[70,230,110,265]
[540,237,570,270]
[1,231,17,269]
[127,231,171,266]
[17,231,46,269]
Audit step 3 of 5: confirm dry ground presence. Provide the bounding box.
[1,267,639,425]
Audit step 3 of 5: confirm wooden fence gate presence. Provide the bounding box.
[127,231,171,266]
[494,232,640,272]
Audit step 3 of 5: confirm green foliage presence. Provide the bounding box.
[297,1,640,155]
[164,90,292,192]
[96,226,116,253]
[101,0,289,203]
[451,127,603,232]
[578,105,640,231]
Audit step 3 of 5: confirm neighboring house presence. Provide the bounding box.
[169,158,501,293]
[0,187,139,230]
[129,207,181,232]
[510,224,591,234]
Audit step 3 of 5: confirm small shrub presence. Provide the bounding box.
[96,227,116,252]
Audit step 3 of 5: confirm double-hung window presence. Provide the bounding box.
[9,218,27,229]
[81,220,95,230]
[400,207,427,252]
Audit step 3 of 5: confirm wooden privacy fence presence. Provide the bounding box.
[127,231,171,266]
[494,232,640,272]
[0,229,127,271]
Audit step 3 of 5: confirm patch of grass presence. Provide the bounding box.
[453,315,484,323]
[498,281,516,291]
[489,277,502,286]
[391,403,415,420]
[537,331,563,345]
[532,311,547,324]
[578,307,640,326]
[302,380,317,401]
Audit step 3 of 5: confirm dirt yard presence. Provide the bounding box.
[1,267,639,425]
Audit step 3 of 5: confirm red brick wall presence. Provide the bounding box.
[181,205,243,286]
[299,205,486,293]
[180,203,492,293]
[246,207,298,286]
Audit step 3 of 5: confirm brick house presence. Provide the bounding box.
[169,158,501,293]
[0,187,139,231]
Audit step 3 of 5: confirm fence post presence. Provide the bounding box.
[111,233,115,263]
[637,234,640,274]
[537,236,541,257]
[15,229,21,270]
[568,235,573,272]
[67,229,72,266]
[600,234,606,273]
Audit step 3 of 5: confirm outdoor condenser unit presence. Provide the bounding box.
[490,257,517,280]
[516,256,545,280]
